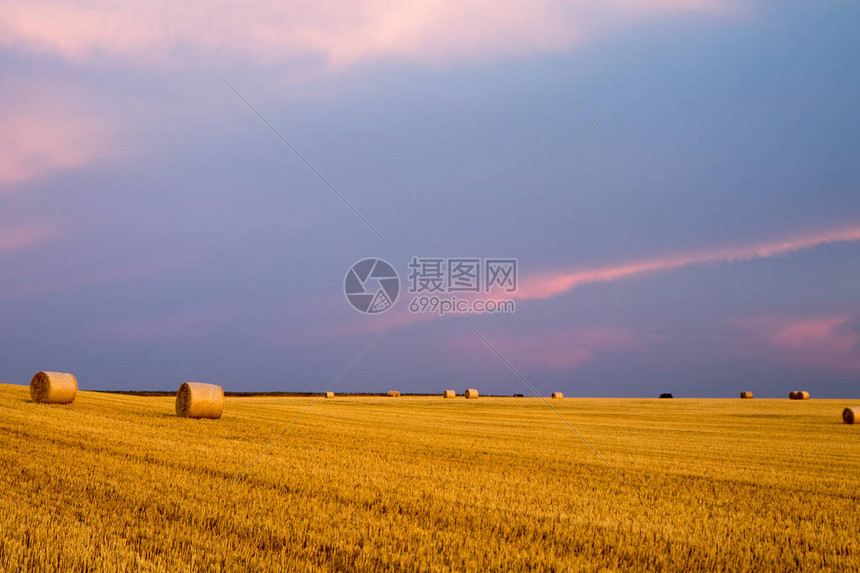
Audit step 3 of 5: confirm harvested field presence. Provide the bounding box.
[1,384,858,571]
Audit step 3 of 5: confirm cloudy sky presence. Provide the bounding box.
[1,0,858,396]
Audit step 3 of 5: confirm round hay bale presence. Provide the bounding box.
[551,392,563,399]
[796,391,810,400]
[464,388,478,399]
[30,371,77,404]
[175,382,224,419]
[443,390,456,398]
[789,391,798,400]
[843,407,857,425]
[740,391,753,399]
[387,391,400,397]
[325,391,335,399]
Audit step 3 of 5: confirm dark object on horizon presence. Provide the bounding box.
[740,391,754,399]
[659,393,673,399]
[513,394,524,397]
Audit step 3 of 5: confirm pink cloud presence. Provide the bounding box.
[98,308,234,341]
[86,255,200,285]
[733,313,860,372]
[449,326,645,371]
[0,92,113,186]
[518,225,860,300]
[4,253,199,298]
[310,224,860,342]
[322,305,448,338]
[0,225,58,254]
[0,1,735,68]
[314,290,524,339]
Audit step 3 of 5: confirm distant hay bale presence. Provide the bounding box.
[551,392,563,399]
[659,393,673,399]
[175,382,224,419]
[844,407,858,425]
[325,392,335,399]
[29,371,77,404]
[796,391,810,400]
[387,391,401,397]
[740,391,753,399]
[464,388,478,399]
[443,390,456,398]
[789,391,798,400]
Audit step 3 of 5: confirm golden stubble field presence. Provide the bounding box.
[1,383,858,572]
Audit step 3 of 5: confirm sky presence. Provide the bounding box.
[1,0,859,397]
